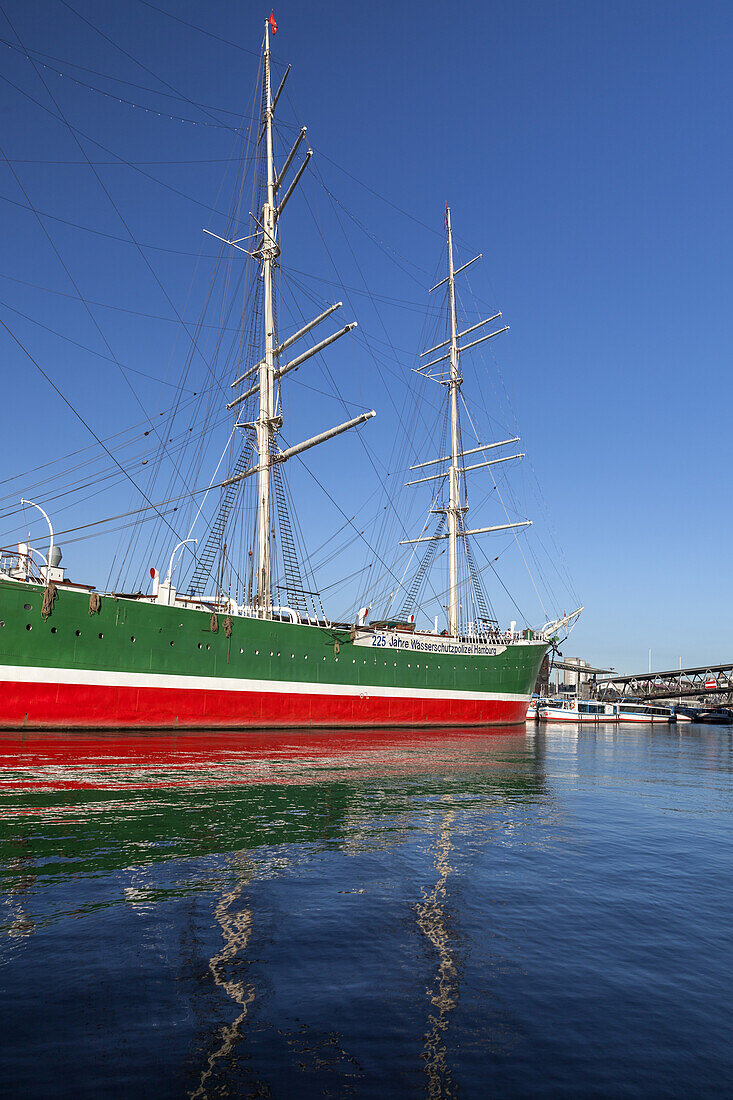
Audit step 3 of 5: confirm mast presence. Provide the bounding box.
[256,18,277,617]
[402,208,526,633]
[446,207,460,636]
[214,20,373,617]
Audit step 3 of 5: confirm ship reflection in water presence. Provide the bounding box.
[2,725,733,1098]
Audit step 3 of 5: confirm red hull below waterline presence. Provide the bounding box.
[0,679,528,730]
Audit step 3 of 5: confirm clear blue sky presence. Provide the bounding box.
[0,0,729,674]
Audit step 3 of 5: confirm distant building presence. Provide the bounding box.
[545,657,610,698]
[560,658,591,694]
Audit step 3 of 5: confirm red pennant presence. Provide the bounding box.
[268,10,278,34]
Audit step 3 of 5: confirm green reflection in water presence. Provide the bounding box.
[0,730,548,886]
[0,729,552,1097]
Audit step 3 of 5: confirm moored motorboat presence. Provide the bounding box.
[538,699,617,723]
[674,706,701,722]
[615,701,688,723]
[538,699,686,723]
[693,707,733,725]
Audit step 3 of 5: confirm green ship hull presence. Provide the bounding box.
[0,578,546,729]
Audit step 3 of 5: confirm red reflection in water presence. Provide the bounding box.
[0,727,530,791]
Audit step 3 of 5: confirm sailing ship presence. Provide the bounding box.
[0,20,574,730]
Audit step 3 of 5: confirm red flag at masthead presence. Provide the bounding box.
[268,10,278,34]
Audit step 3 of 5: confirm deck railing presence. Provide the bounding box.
[0,549,42,583]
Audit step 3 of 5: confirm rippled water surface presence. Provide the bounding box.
[1,723,732,1098]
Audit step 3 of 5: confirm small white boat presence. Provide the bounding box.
[616,701,690,723]
[538,699,617,723]
[538,698,690,723]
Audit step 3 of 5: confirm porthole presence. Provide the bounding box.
[291,653,295,658]
[277,652,280,657]
[255,649,259,655]
[75,630,82,637]
[130,636,135,642]
[25,624,32,631]
[240,647,244,654]
[322,656,326,661]
[270,651,274,657]
[51,626,57,634]
[304,654,308,659]
[206,644,211,651]
[23,603,31,611]
[98,633,103,640]
[0,621,5,627]
[170,641,175,647]
[198,643,202,649]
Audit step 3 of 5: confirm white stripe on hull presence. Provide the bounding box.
[0,663,529,704]
[616,714,671,723]
[539,711,616,723]
[539,709,678,724]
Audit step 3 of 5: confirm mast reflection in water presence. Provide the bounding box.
[2,724,733,1098]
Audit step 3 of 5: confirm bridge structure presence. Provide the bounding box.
[536,657,613,696]
[551,660,613,676]
[592,662,733,703]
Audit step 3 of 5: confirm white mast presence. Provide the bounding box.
[402,209,526,633]
[446,207,460,636]
[256,19,278,617]
[212,21,373,617]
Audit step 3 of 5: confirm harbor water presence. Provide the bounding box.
[1,723,732,1098]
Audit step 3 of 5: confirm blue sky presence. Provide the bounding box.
[0,0,729,674]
